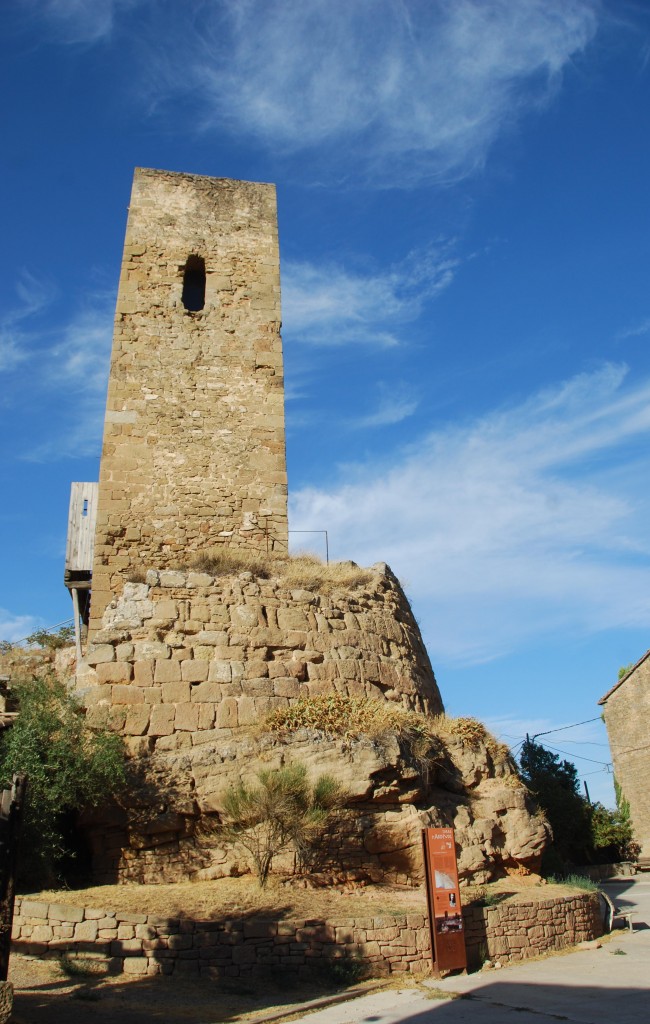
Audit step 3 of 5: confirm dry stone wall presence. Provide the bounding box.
[90,169,287,635]
[12,892,602,977]
[81,563,442,752]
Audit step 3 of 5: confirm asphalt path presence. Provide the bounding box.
[286,877,650,1024]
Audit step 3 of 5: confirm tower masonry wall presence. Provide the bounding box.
[82,563,443,758]
[90,169,287,635]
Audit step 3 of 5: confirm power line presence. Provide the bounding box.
[530,716,602,741]
[542,742,612,767]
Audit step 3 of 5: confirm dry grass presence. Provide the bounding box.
[23,876,425,921]
[265,697,510,769]
[192,548,273,578]
[23,874,585,923]
[266,694,436,743]
[277,555,374,594]
[431,714,511,764]
[189,550,375,594]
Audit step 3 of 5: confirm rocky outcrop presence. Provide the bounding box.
[84,721,547,886]
[75,561,548,885]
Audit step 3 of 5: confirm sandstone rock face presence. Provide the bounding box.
[86,726,547,886]
[77,563,546,885]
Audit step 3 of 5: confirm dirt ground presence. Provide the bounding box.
[10,877,588,1023]
[9,952,389,1024]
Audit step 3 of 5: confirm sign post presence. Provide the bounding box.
[422,827,467,977]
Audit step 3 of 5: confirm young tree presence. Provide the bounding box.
[219,762,342,886]
[0,673,126,886]
[519,739,593,867]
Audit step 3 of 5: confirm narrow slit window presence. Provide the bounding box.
[82,499,88,517]
[181,255,206,312]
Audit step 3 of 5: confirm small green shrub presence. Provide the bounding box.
[547,873,599,892]
[218,761,343,886]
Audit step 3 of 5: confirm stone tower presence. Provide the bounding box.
[89,169,287,635]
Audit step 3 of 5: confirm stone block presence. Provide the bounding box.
[161,681,190,703]
[155,660,181,684]
[159,571,187,587]
[97,662,133,684]
[181,660,209,683]
[194,631,228,645]
[208,660,232,683]
[237,695,257,726]
[47,904,85,923]
[123,957,149,974]
[124,705,151,735]
[134,641,170,660]
[198,704,216,729]
[74,920,98,942]
[215,698,238,729]
[175,703,200,731]
[190,680,221,702]
[111,684,144,704]
[148,705,176,736]
[85,645,115,665]
[134,660,154,686]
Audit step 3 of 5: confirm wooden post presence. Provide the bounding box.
[0,774,27,982]
[71,587,83,664]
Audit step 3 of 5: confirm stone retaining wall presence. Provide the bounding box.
[12,892,602,977]
[462,892,603,968]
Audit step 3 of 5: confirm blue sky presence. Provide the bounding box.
[3,0,650,805]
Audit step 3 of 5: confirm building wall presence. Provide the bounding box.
[90,169,287,636]
[601,656,650,859]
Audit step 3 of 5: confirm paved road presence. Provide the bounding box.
[287,877,650,1024]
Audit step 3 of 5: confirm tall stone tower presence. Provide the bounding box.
[89,169,287,634]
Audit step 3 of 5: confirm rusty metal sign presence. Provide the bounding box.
[422,827,467,975]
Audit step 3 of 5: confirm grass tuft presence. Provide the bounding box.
[189,550,375,594]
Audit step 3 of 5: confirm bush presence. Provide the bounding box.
[0,673,126,886]
[590,802,639,863]
[25,626,75,650]
[218,762,343,886]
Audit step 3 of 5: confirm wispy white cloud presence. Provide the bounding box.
[164,0,600,185]
[0,278,114,460]
[617,317,650,341]
[0,609,40,644]
[25,1,601,186]
[290,364,650,666]
[26,302,114,460]
[0,272,55,373]
[27,0,136,44]
[282,247,457,347]
[357,383,419,428]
